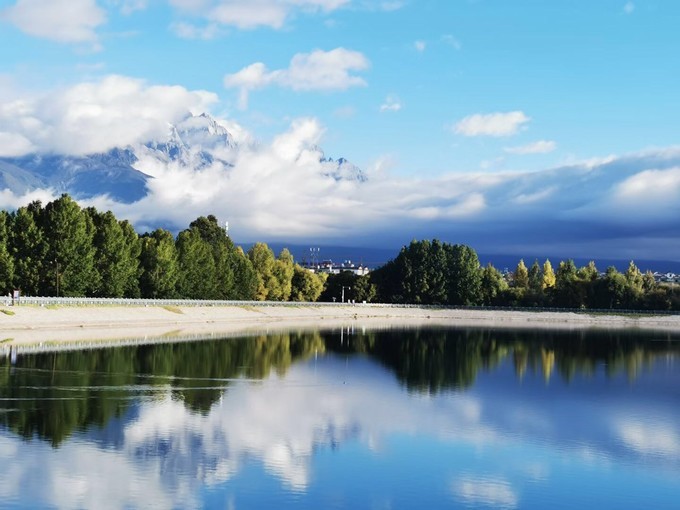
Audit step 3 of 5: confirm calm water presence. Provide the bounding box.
[1,326,679,509]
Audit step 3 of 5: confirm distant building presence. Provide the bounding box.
[302,259,370,276]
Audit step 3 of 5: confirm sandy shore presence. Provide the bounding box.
[0,303,678,352]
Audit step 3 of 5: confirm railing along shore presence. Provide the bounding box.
[1,295,678,316]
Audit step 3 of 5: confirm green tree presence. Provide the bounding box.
[269,249,295,301]
[446,244,482,305]
[139,229,179,298]
[513,259,529,290]
[88,209,140,297]
[480,263,508,305]
[229,246,258,300]
[189,215,235,299]
[528,260,542,293]
[176,227,218,299]
[120,220,142,298]
[42,194,98,296]
[0,211,15,294]
[8,203,47,295]
[554,259,580,307]
[248,242,279,300]
[290,265,327,301]
[353,274,377,303]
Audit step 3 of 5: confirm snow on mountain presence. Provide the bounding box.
[0,113,366,203]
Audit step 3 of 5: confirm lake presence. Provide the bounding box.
[1,326,679,509]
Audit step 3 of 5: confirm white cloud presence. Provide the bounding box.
[1,0,106,46]
[0,132,35,157]
[107,0,148,15]
[616,420,680,458]
[169,0,349,30]
[171,21,223,39]
[0,75,218,156]
[380,95,402,112]
[441,34,462,50]
[224,48,369,109]
[454,111,530,137]
[414,40,426,52]
[623,2,635,14]
[452,476,519,509]
[504,140,556,155]
[614,167,680,204]
[1,76,680,257]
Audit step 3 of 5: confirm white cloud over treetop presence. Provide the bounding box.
[224,48,369,108]
[1,0,106,46]
[454,111,530,137]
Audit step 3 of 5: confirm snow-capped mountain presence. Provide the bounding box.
[0,113,365,203]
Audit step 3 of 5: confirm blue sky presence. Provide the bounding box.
[1,0,679,260]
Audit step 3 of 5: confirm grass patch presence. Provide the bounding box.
[0,309,15,316]
[0,338,13,344]
[162,305,184,315]
[239,305,265,314]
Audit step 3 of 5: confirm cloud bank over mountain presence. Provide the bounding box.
[0,75,679,260]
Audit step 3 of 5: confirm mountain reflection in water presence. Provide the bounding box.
[1,327,679,509]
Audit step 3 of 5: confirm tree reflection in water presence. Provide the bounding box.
[1,326,678,445]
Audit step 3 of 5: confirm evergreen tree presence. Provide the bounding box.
[139,229,179,298]
[480,263,508,305]
[88,209,139,297]
[176,227,218,299]
[8,203,47,295]
[353,274,377,303]
[189,215,235,299]
[0,211,15,294]
[42,194,98,296]
[446,244,482,305]
[528,260,542,292]
[120,220,142,298]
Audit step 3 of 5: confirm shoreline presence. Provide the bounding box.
[0,303,679,352]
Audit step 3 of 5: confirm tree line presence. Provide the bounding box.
[0,195,677,310]
[369,239,680,311]
[0,194,327,301]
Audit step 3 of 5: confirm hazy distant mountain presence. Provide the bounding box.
[0,113,366,203]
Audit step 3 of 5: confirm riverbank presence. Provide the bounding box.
[0,303,679,349]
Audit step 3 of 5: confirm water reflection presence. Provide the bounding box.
[1,327,679,509]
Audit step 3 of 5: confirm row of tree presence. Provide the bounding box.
[0,196,676,310]
[368,239,680,310]
[0,194,327,301]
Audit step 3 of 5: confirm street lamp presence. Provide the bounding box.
[341,285,351,303]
